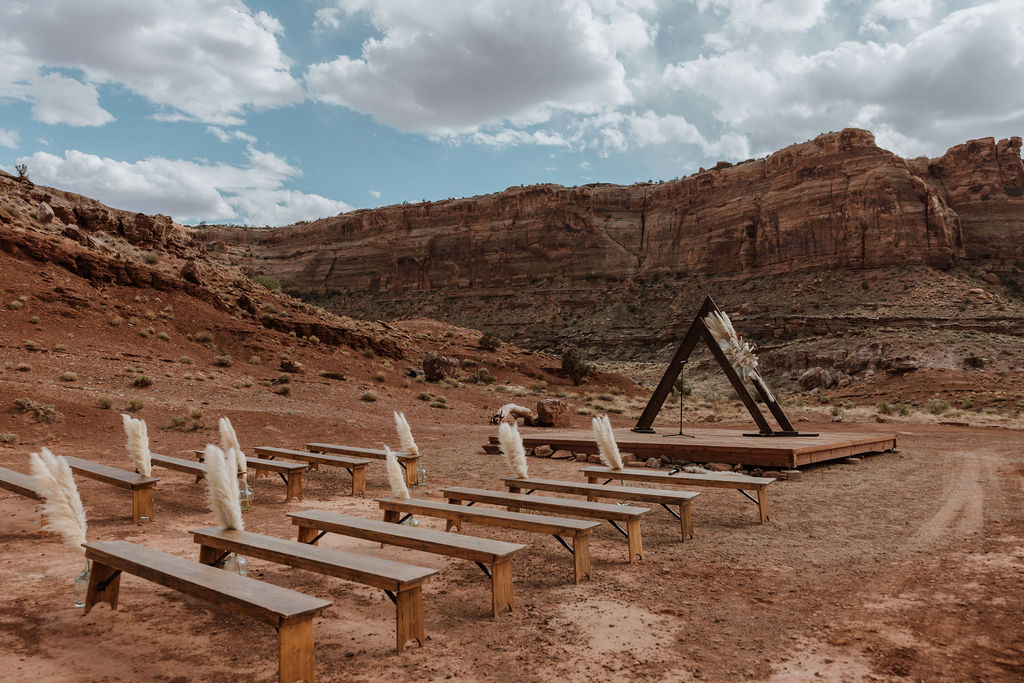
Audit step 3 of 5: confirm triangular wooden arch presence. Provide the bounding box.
[633,295,817,437]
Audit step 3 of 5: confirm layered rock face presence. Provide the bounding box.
[199,129,1024,354]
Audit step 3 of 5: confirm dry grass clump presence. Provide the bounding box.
[132,375,154,388]
[109,316,123,327]
[58,371,77,382]
[214,355,232,367]
[196,331,213,344]
[361,391,378,402]
[179,356,193,364]
[125,399,144,413]
[156,331,170,341]
[248,354,262,364]
[273,384,291,396]
[7,299,23,310]
[13,397,63,423]
[97,396,113,409]
[232,377,254,389]
[375,371,387,382]
[29,316,40,325]
[1,433,17,444]
[15,362,31,372]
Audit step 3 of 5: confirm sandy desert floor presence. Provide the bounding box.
[1,418,1022,682]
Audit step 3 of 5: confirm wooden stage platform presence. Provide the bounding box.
[489,428,897,469]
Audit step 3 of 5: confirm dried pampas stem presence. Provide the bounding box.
[393,411,420,457]
[219,417,247,481]
[121,413,152,476]
[385,446,410,499]
[29,447,87,553]
[592,415,624,470]
[204,444,243,530]
[497,422,528,479]
[703,310,775,402]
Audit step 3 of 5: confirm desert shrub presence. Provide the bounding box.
[8,300,23,310]
[249,355,262,364]
[274,384,292,396]
[54,344,67,351]
[156,331,169,341]
[58,371,77,382]
[24,340,39,350]
[592,403,606,411]
[0,433,16,444]
[233,377,254,389]
[14,362,31,372]
[360,391,378,402]
[362,348,376,359]
[142,251,159,265]
[576,407,593,416]
[254,275,282,292]
[96,396,113,409]
[478,331,501,351]
[168,409,205,431]
[126,399,144,412]
[29,316,39,325]
[476,368,496,385]
[308,335,319,345]
[276,373,292,384]
[214,355,232,367]
[375,371,386,382]
[139,327,154,337]
[13,397,63,423]
[561,346,593,385]
[109,316,123,327]
[196,331,213,344]
[133,375,154,388]
[964,353,985,369]
[530,381,548,393]
[179,356,193,364]
[597,393,615,402]
[429,400,448,409]
[926,398,950,415]
[418,392,432,401]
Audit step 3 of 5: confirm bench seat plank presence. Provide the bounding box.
[84,540,329,682]
[253,446,369,496]
[376,497,596,583]
[441,486,648,563]
[191,527,435,651]
[503,477,699,541]
[63,456,158,524]
[192,451,307,502]
[288,510,524,616]
[581,466,774,523]
[305,443,419,487]
[0,466,43,500]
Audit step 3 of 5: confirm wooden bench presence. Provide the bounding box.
[504,477,699,541]
[376,497,599,584]
[83,540,330,683]
[191,526,436,652]
[442,486,649,563]
[305,443,419,487]
[0,466,43,500]
[253,446,370,496]
[63,456,158,524]
[289,510,525,617]
[192,450,308,502]
[581,467,775,523]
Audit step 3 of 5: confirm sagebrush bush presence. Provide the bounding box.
[248,355,262,364]
[196,331,213,344]
[179,356,193,364]
[0,433,16,444]
[478,331,501,351]
[254,275,282,292]
[561,346,593,385]
[274,384,292,396]
[126,399,144,413]
[97,396,113,409]
[58,371,77,382]
[133,375,154,388]
[360,391,377,402]
[214,355,232,367]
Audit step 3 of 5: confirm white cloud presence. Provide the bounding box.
[207,126,258,144]
[861,0,934,33]
[368,189,381,198]
[695,0,831,37]
[30,72,114,127]
[0,0,302,126]
[18,146,352,225]
[306,0,654,134]
[0,128,19,149]
[663,0,1024,157]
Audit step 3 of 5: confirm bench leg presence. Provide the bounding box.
[626,518,643,563]
[198,544,224,566]
[84,562,121,614]
[383,509,400,524]
[680,502,693,541]
[572,534,591,584]
[351,467,366,497]
[490,557,514,617]
[132,487,155,524]
[285,472,303,502]
[296,525,320,545]
[395,586,425,652]
[278,616,315,683]
[404,460,418,487]
[756,486,769,523]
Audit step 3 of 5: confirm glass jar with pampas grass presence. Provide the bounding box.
[239,480,253,512]
[74,561,92,607]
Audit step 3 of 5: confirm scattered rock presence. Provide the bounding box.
[237,293,258,314]
[831,414,843,423]
[781,469,802,481]
[36,202,55,224]
[423,352,459,382]
[180,260,204,285]
[707,462,733,472]
[482,444,501,455]
[622,453,638,465]
[280,358,304,373]
[587,454,602,464]
[551,450,574,460]
[645,457,661,468]
[535,399,569,427]
[766,470,784,480]
[983,272,1002,287]
[574,452,589,462]
[533,445,553,458]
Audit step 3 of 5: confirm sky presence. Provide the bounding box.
[0,0,1021,226]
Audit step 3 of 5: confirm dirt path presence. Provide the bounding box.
[1,422,1022,682]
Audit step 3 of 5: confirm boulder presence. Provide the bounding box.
[237,293,258,314]
[36,202,55,224]
[423,352,459,381]
[706,462,734,472]
[280,359,304,374]
[180,260,204,285]
[535,399,569,427]
[645,457,661,468]
[532,445,553,458]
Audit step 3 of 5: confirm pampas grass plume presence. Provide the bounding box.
[204,444,243,530]
[497,422,528,479]
[219,417,247,477]
[592,415,624,470]
[121,413,152,476]
[29,447,88,553]
[385,446,410,499]
[393,411,419,457]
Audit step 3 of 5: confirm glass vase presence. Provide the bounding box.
[416,463,427,485]
[222,553,248,576]
[239,483,254,512]
[74,560,91,608]
[401,515,419,527]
